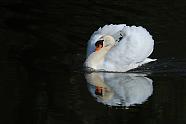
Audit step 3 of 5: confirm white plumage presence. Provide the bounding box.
[84,24,156,72]
[85,72,153,107]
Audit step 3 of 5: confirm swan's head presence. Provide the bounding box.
[95,35,115,51]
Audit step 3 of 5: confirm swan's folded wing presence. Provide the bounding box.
[104,26,154,71]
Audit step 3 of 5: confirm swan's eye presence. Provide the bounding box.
[95,40,104,47]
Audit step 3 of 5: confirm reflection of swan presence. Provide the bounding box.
[85,72,153,107]
[84,24,156,72]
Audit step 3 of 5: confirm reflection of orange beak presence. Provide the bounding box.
[95,44,103,51]
[95,86,103,96]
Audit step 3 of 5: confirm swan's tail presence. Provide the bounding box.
[141,58,157,64]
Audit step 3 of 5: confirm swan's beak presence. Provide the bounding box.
[95,40,103,51]
[95,44,103,51]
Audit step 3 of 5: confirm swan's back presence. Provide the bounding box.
[104,25,154,71]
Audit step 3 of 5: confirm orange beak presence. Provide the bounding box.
[95,44,103,51]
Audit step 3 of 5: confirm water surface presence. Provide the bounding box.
[0,0,186,124]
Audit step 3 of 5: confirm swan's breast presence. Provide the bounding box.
[84,52,105,69]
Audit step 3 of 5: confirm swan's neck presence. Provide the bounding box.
[85,47,111,70]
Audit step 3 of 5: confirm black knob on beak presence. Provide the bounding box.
[95,40,104,47]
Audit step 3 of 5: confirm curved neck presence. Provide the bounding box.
[95,47,109,60]
[85,47,112,69]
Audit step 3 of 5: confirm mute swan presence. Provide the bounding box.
[84,24,156,72]
[85,72,153,107]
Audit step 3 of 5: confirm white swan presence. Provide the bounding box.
[85,72,153,107]
[84,24,156,72]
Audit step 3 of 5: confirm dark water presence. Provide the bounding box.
[0,0,186,124]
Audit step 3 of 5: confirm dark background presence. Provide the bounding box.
[0,0,186,124]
